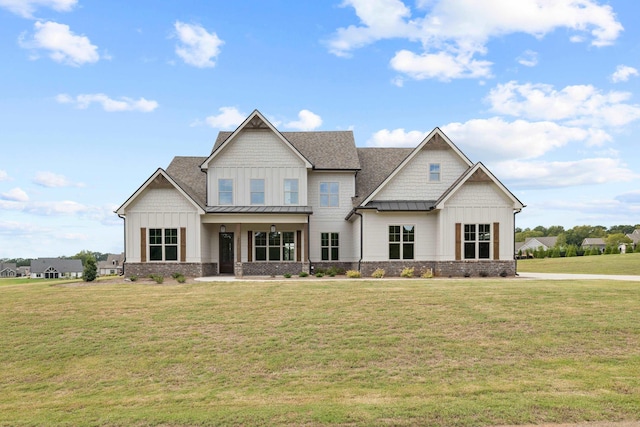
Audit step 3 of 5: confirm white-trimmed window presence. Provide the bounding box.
[218,179,233,205]
[464,224,491,259]
[429,163,441,181]
[284,179,298,205]
[320,182,339,207]
[254,231,295,261]
[250,179,265,205]
[321,232,339,261]
[149,228,178,261]
[389,225,415,260]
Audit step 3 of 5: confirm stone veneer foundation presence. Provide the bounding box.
[124,262,217,278]
[359,260,516,278]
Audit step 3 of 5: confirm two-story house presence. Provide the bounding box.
[116,110,524,278]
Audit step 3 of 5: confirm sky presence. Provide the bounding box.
[1,0,639,259]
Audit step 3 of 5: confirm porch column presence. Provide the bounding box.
[302,222,310,273]
[235,223,243,277]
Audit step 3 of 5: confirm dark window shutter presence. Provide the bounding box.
[296,230,302,262]
[180,227,186,262]
[248,231,253,262]
[493,222,500,260]
[455,223,461,260]
[140,228,147,263]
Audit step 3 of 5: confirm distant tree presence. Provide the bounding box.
[565,245,577,257]
[550,247,561,258]
[72,250,106,267]
[83,257,97,282]
[546,225,565,237]
[564,225,606,246]
[607,225,636,235]
[605,233,632,249]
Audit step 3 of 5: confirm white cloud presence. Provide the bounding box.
[0,0,76,18]
[328,0,622,80]
[616,190,640,204]
[33,171,84,188]
[0,170,8,181]
[486,81,640,127]
[285,110,323,131]
[493,158,637,189]
[174,21,224,68]
[611,65,639,83]
[56,93,158,112]
[19,21,99,66]
[25,200,88,216]
[517,50,538,67]
[442,117,609,160]
[1,188,29,202]
[367,128,429,147]
[204,107,246,129]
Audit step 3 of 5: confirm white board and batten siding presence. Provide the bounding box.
[207,130,309,206]
[374,149,469,201]
[360,211,438,262]
[439,182,516,260]
[124,187,201,263]
[307,171,359,263]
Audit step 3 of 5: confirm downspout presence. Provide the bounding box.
[514,209,520,277]
[306,214,311,273]
[355,210,363,271]
[118,213,126,277]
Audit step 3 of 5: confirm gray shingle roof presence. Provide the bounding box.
[30,258,83,274]
[166,156,208,208]
[353,147,413,206]
[214,131,361,170]
[205,206,313,214]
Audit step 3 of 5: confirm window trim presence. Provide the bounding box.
[218,178,233,205]
[250,178,265,205]
[284,178,299,205]
[429,163,441,182]
[464,223,491,260]
[253,230,296,262]
[148,228,180,262]
[389,224,415,260]
[321,232,340,261]
[319,181,339,207]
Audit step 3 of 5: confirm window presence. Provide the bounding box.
[250,179,265,205]
[149,228,178,261]
[429,163,440,181]
[284,179,298,205]
[321,232,339,261]
[254,231,295,261]
[389,225,414,260]
[320,182,339,207]
[218,179,233,205]
[464,224,490,259]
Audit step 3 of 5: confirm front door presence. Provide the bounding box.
[219,233,234,274]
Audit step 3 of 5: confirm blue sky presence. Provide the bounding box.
[1,0,639,258]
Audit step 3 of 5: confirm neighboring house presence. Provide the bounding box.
[516,236,558,255]
[17,266,30,277]
[581,238,606,253]
[626,229,640,249]
[116,110,524,278]
[98,253,124,276]
[30,258,83,279]
[0,262,17,277]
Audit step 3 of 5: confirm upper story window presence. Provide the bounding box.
[218,179,233,205]
[429,163,441,181]
[389,225,414,260]
[149,228,178,261]
[319,182,339,207]
[284,179,299,205]
[464,224,491,259]
[251,179,265,205]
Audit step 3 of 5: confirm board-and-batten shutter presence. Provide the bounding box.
[493,222,500,260]
[180,227,186,262]
[296,230,302,262]
[140,228,147,263]
[455,223,461,260]
[248,231,253,262]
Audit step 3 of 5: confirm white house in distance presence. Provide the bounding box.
[116,110,524,278]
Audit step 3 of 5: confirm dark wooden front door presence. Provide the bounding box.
[219,233,234,274]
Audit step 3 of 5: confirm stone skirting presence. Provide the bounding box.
[240,262,306,277]
[359,260,516,278]
[309,262,357,274]
[124,262,217,278]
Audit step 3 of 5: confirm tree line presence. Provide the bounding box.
[1,250,110,267]
[516,224,639,248]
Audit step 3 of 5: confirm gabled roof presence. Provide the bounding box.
[521,236,558,249]
[435,162,524,210]
[582,237,606,246]
[201,110,313,170]
[360,128,473,206]
[115,167,206,215]
[213,130,360,170]
[30,258,83,274]
[353,147,413,206]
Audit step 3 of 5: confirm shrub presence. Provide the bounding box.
[283,273,292,278]
[421,268,433,278]
[129,275,137,282]
[149,274,164,284]
[565,245,577,257]
[346,270,361,278]
[371,268,385,279]
[315,272,325,278]
[174,274,186,283]
[479,271,489,278]
[298,271,309,277]
[400,267,414,278]
[326,266,340,277]
[83,257,97,282]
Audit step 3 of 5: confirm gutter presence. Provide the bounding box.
[355,211,363,271]
[117,213,126,276]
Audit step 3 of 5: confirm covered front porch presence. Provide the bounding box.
[202,210,311,277]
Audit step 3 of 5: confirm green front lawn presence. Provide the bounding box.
[517,251,640,275]
[1,279,639,426]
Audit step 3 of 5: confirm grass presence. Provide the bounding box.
[518,251,640,275]
[1,278,639,426]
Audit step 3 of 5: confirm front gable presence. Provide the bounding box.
[361,128,473,205]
